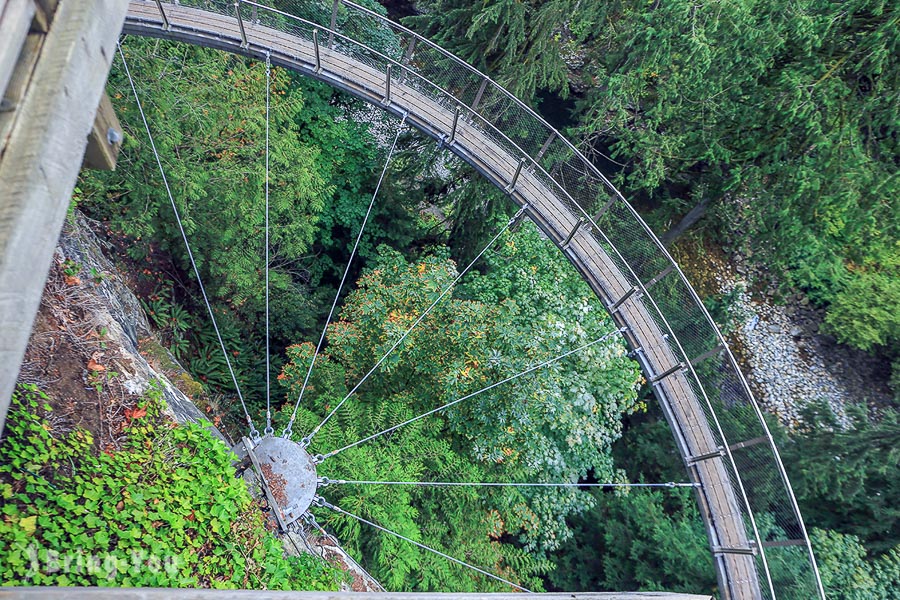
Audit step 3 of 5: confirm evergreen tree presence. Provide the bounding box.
[406,0,900,371]
[782,402,900,554]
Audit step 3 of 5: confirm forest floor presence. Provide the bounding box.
[675,237,893,428]
[18,254,141,452]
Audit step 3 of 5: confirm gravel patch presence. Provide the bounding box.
[730,285,850,428]
[701,255,892,430]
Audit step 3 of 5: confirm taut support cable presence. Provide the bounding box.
[282,114,408,439]
[264,50,273,436]
[117,40,260,439]
[320,479,700,488]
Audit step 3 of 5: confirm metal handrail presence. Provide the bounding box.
[305,7,824,597]
[123,2,826,598]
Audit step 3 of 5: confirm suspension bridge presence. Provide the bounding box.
[0,1,825,598]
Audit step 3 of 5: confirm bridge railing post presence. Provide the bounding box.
[234,1,248,49]
[447,107,459,145]
[153,0,170,30]
[313,30,321,73]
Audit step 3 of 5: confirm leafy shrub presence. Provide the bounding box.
[0,384,341,590]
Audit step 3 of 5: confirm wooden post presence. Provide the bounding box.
[0,0,129,435]
[0,0,36,103]
[81,92,123,171]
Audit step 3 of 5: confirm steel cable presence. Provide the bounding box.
[316,498,530,592]
[322,479,701,488]
[264,50,273,436]
[117,40,260,439]
[282,113,408,439]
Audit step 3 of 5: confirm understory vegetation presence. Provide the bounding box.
[4,0,896,596]
[0,385,341,590]
[547,403,900,598]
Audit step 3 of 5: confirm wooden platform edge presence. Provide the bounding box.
[0,0,129,435]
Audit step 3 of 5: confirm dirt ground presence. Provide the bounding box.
[15,256,139,450]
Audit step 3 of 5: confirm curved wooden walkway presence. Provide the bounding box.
[120,3,804,598]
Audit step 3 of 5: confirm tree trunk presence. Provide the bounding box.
[660,196,710,247]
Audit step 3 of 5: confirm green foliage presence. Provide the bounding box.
[84,38,328,317]
[813,528,882,600]
[141,287,192,360]
[274,237,640,590]
[547,402,900,597]
[590,487,715,594]
[822,252,900,352]
[459,222,645,480]
[545,406,716,594]
[808,528,900,600]
[276,345,553,592]
[80,39,423,416]
[306,109,435,285]
[78,38,338,411]
[0,384,341,590]
[405,0,575,100]
[587,0,899,358]
[781,402,900,554]
[445,172,515,266]
[410,0,900,362]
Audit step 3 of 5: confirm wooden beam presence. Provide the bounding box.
[0,0,129,436]
[82,92,123,171]
[0,0,36,101]
[29,0,51,33]
[0,31,42,144]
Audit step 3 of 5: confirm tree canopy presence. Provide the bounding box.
[274,237,642,589]
[406,0,900,371]
[63,2,900,594]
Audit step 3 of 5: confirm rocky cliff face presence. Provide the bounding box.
[18,211,225,443]
[17,211,381,591]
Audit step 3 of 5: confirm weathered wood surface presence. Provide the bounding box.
[0,0,36,103]
[82,92,124,171]
[0,0,129,434]
[120,2,763,598]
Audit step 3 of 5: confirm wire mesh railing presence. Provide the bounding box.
[124,2,826,598]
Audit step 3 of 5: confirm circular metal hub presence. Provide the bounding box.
[253,436,317,525]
